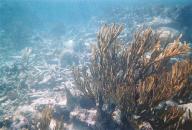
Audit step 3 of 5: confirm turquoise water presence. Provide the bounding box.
[1,0,192,48]
[1,0,192,40]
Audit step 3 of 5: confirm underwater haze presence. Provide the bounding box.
[0,0,192,129]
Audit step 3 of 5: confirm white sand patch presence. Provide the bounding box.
[30,92,67,106]
[150,16,172,25]
[15,105,36,114]
[70,107,97,126]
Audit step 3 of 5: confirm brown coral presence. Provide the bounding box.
[73,24,192,129]
[39,106,53,130]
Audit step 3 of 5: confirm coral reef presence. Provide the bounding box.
[73,24,192,129]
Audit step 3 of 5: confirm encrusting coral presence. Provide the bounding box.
[73,24,192,130]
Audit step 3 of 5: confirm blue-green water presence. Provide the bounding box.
[1,0,192,49]
[0,0,192,50]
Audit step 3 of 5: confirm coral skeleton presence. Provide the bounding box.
[73,24,192,129]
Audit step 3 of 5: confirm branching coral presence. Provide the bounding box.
[39,106,53,130]
[73,24,192,129]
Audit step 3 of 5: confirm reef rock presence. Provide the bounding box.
[59,49,79,67]
[156,27,179,43]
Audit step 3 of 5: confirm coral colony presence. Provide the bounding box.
[74,24,192,130]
